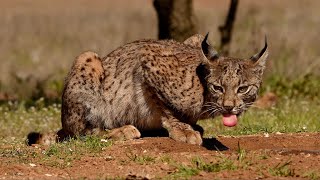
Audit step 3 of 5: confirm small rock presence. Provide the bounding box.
[305,154,311,158]
[29,163,36,167]
[105,156,113,161]
[101,139,108,142]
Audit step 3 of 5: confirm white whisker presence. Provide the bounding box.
[200,107,216,115]
[209,108,221,117]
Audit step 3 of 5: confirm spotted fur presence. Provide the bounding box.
[27,34,268,146]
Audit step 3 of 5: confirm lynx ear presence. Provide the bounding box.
[201,33,219,61]
[196,63,210,85]
[183,34,204,47]
[250,36,268,68]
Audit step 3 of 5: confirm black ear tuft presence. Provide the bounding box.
[250,36,268,67]
[201,32,219,61]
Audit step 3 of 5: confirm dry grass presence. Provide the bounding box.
[0,0,319,99]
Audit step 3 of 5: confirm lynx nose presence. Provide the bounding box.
[223,99,234,113]
[223,106,234,112]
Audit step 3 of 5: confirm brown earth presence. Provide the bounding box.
[1,133,319,179]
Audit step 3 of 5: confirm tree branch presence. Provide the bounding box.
[219,0,239,55]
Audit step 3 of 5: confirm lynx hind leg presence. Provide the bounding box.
[61,51,105,138]
[71,51,104,85]
[106,125,141,141]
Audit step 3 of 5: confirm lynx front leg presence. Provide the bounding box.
[106,125,141,141]
[161,113,202,145]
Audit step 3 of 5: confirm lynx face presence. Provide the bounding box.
[198,34,268,126]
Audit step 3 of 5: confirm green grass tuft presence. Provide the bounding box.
[303,171,320,180]
[126,151,156,165]
[193,157,237,172]
[269,161,295,177]
[170,165,200,179]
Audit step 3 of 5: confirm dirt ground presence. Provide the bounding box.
[0,133,319,179]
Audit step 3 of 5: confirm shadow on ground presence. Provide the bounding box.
[141,128,229,151]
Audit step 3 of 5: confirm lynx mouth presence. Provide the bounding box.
[222,114,238,127]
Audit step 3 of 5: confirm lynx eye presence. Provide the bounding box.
[210,84,224,93]
[237,85,251,94]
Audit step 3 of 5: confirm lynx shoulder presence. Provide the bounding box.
[27,34,268,146]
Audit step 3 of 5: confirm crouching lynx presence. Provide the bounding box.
[28,33,268,146]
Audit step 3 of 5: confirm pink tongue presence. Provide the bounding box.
[222,114,238,127]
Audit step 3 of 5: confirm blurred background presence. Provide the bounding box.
[0,0,319,103]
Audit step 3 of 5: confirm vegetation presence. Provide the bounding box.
[0,1,319,179]
[199,96,320,137]
[0,136,112,168]
[269,161,295,177]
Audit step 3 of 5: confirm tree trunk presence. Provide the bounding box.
[153,0,197,42]
[219,0,239,55]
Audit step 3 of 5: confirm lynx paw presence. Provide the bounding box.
[169,128,202,145]
[106,125,141,141]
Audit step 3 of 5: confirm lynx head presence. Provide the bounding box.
[197,33,268,127]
